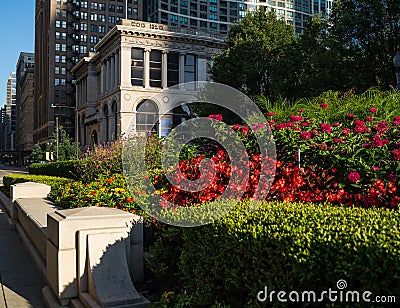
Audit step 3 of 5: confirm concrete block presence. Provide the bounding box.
[10,182,51,219]
[45,207,148,306]
[46,240,77,302]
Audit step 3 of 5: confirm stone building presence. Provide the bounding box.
[72,20,224,147]
[15,69,35,152]
[15,52,35,152]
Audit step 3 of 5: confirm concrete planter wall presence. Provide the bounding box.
[9,182,150,308]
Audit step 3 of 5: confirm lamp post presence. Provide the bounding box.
[393,51,400,90]
[51,104,79,160]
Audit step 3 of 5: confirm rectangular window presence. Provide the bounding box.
[108,16,115,23]
[91,2,98,9]
[61,44,67,51]
[62,21,67,28]
[99,25,105,33]
[55,55,60,63]
[90,35,98,44]
[81,1,88,8]
[61,32,67,40]
[55,78,60,86]
[91,24,98,32]
[131,48,143,86]
[109,4,115,12]
[56,31,61,39]
[91,13,98,21]
[150,50,162,88]
[80,34,87,42]
[99,14,105,22]
[55,43,60,51]
[61,55,66,63]
[184,54,196,88]
[80,22,87,31]
[55,67,60,74]
[99,3,106,10]
[167,52,179,87]
[61,67,66,75]
[117,6,123,13]
[56,20,61,27]
[61,79,66,86]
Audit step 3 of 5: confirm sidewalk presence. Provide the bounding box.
[0,194,45,307]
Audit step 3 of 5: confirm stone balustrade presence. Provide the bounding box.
[9,182,150,308]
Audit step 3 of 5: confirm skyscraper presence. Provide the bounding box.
[146,0,246,35]
[5,72,17,150]
[34,0,144,144]
[15,52,35,152]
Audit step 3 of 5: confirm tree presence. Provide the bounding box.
[211,8,296,99]
[32,143,45,162]
[328,0,400,90]
[51,127,81,161]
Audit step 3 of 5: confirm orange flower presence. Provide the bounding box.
[126,197,136,203]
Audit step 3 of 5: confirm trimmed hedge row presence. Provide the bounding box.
[150,201,400,306]
[28,160,79,179]
[3,174,71,199]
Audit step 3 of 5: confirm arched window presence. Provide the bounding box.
[112,102,118,140]
[81,114,86,146]
[136,100,159,134]
[103,105,109,141]
[91,130,98,148]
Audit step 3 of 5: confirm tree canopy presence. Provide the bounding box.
[211,2,400,100]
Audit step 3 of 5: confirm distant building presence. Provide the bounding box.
[34,0,144,145]
[15,52,35,151]
[72,20,224,147]
[247,0,333,35]
[0,107,6,151]
[146,0,246,35]
[5,72,16,150]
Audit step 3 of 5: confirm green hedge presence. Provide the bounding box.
[150,201,400,306]
[28,160,79,179]
[3,174,71,199]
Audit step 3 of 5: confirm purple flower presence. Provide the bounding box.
[300,131,312,140]
[333,138,344,143]
[333,122,341,127]
[369,107,377,113]
[290,115,303,122]
[348,171,361,183]
[347,114,355,120]
[371,166,379,171]
[267,112,276,117]
[320,103,329,109]
[341,128,351,136]
[386,174,397,182]
[320,123,332,133]
[300,122,309,127]
[366,116,374,122]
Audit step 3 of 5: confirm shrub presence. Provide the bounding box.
[76,141,123,183]
[51,173,144,212]
[2,174,71,199]
[28,160,79,179]
[172,201,400,306]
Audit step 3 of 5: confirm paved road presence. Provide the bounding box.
[0,165,27,185]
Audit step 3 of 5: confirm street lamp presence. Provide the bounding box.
[50,104,79,160]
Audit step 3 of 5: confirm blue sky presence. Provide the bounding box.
[0,2,35,107]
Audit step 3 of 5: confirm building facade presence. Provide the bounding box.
[250,0,333,34]
[146,0,246,35]
[34,0,144,145]
[72,20,224,147]
[34,0,333,148]
[5,73,17,151]
[15,52,35,152]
